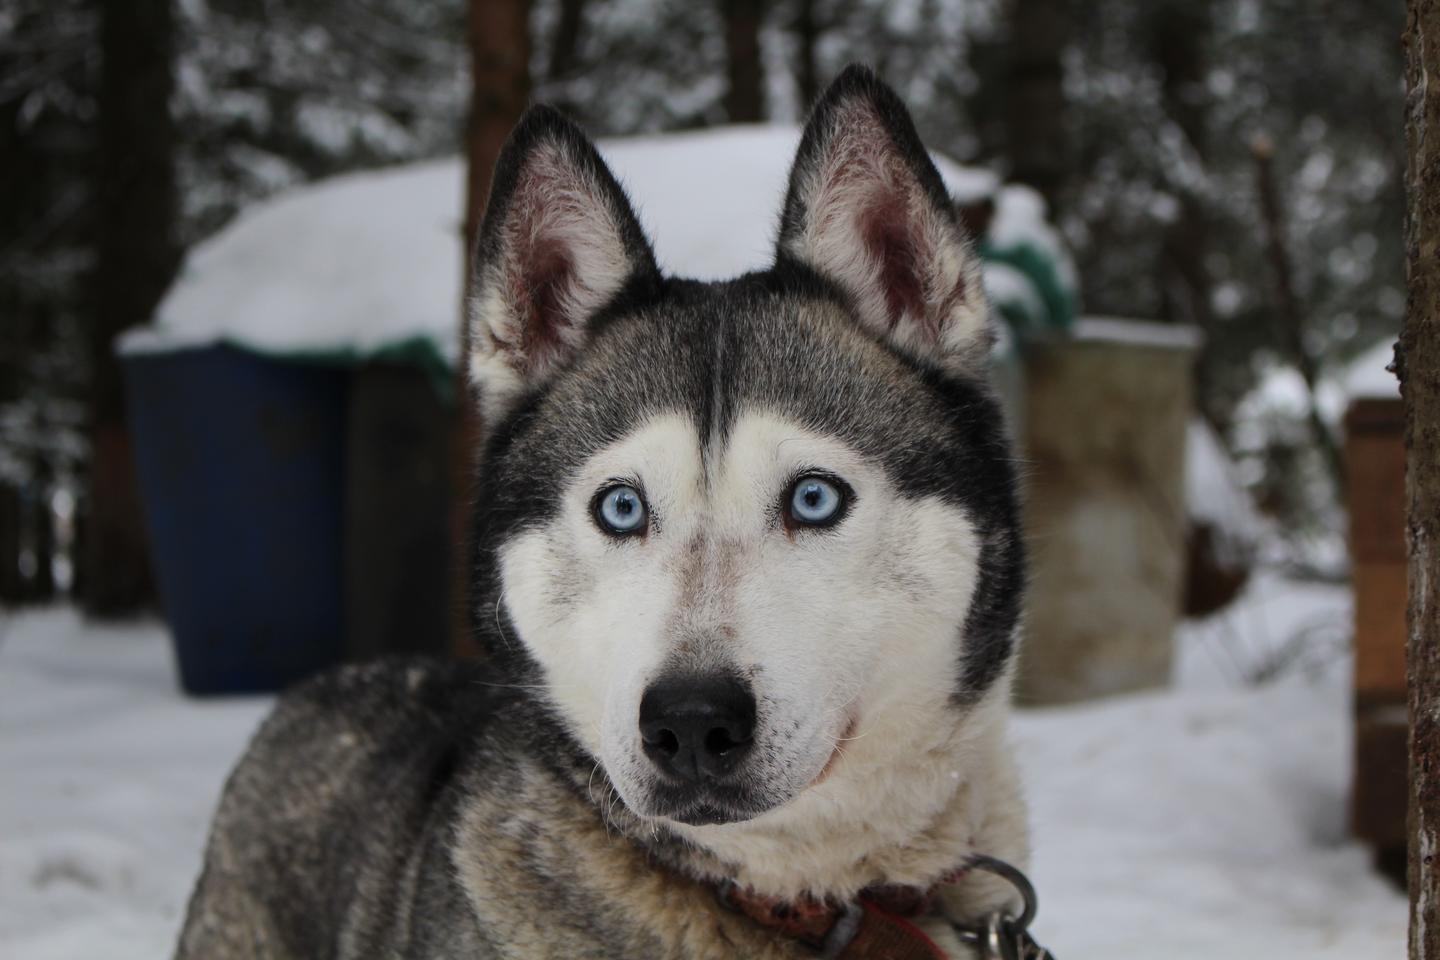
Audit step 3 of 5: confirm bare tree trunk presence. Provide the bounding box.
[0,483,20,603]
[1404,2,1440,957]
[1150,0,1221,421]
[31,460,56,600]
[792,0,821,109]
[453,0,531,657]
[547,0,588,84]
[465,1,532,266]
[721,0,767,123]
[1006,0,1070,216]
[86,0,179,615]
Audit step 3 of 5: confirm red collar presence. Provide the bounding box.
[720,867,969,959]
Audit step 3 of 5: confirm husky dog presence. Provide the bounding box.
[176,65,1030,959]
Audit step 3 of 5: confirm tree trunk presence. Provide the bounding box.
[547,0,588,84]
[0,483,21,603]
[86,0,179,615]
[1150,0,1221,420]
[792,0,821,110]
[465,0,532,266]
[721,0,767,123]
[453,0,531,657]
[1006,0,1070,216]
[1404,1,1440,957]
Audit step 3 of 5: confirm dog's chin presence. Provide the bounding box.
[623,781,787,827]
[660,801,758,826]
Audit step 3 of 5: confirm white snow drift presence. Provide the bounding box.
[0,574,1406,958]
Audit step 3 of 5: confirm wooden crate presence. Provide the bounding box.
[1345,397,1408,871]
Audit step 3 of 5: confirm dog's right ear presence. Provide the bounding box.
[776,65,993,373]
[468,106,659,421]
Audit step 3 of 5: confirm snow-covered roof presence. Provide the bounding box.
[1343,338,1400,400]
[1073,317,1203,351]
[123,125,1072,364]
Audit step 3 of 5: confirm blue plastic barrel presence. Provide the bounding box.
[123,345,347,694]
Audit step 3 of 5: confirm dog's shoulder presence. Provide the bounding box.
[269,656,497,740]
[229,657,498,820]
[181,659,505,957]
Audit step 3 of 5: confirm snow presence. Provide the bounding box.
[988,184,1079,294]
[122,126,1041,362]
[1072,316,1203,350]
[1186,418,1263,562]
[122,157,468,363]
[1344,338,1400,400]
[1236,362,1349,430]
[0,611,268,959]
[0,577,1406,958]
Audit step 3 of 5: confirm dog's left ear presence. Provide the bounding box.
[777,65,992,371]
[468,105,660,421]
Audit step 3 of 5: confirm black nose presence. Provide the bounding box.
[639,675,757,783]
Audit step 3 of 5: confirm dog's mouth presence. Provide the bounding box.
[645,780,772,826]
[810,715,859,787]
[663,800,755,826]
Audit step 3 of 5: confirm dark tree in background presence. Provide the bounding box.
[722,0,768,122]
[1148,0,1218,412]
[790,0,822,109]
[1,0,473,609]
[453,0,532,656]
[0,0,1413,597]
[1404,0,1440,953]
[544,0,590,115]
[1005,0,1070,215]
[0,1,97,604]
[173,1,468,241]
[464,0,533,261]
[84,0,180,614]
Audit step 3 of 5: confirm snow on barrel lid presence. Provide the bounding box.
[120,126,1011,362]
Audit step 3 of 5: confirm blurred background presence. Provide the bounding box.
[0,0,1413,956]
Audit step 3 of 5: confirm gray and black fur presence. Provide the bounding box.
[175,65,1026,960]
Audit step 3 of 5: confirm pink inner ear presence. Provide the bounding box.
[509,239,574,371]
[856,189,971,344]
[500,157,583,375]
[858,190,930,337]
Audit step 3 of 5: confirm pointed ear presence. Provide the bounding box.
[468,106,659,420]
[776,65,992,371]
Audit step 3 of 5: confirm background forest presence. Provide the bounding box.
[0,3,1423,954]
[0,0,1407,608]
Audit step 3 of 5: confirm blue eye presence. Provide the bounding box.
[787,475,847,528]
[595,484,648,536]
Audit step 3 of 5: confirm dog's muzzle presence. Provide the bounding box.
[636,673,760,823]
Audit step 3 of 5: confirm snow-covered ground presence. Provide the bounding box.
[0,574,1406,958]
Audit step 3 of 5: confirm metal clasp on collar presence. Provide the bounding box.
[818,901,864,959]
[949,855,1055,960]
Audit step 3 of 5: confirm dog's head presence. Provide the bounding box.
[468,66,1023,828]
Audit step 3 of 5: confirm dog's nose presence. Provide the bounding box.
[639,675,756,782]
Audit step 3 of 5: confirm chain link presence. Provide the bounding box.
[948,856,1057,960]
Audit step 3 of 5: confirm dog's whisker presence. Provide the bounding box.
[492,595,516,652]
